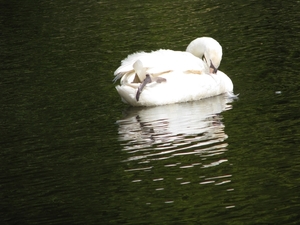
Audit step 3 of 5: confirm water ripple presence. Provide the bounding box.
[116,95,237,206]
[117,95,233,165]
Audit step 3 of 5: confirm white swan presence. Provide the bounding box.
[114,37,233,107]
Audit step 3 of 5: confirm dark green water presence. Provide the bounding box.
[1,0,300,224]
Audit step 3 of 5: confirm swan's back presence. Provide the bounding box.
[114,49,205,81]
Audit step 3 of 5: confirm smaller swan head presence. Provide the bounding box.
[133,59,147,82]
[186,37,222,74]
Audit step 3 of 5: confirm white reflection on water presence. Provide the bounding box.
[117,94,234,164]
[116,95,236,206]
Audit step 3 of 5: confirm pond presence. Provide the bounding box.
[1,0,300,224]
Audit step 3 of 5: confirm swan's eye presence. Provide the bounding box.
[202,55,206,63]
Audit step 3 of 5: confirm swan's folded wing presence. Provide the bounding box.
[114,52,147,76]
[113,49,207,82]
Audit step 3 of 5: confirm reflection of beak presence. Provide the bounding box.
[209,60,217,74]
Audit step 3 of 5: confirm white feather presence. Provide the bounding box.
[114,37,233,106]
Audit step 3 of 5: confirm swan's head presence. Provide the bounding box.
[186,37,222,74]
[133,59,147,82]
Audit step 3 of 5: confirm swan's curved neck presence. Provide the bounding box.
[186,38,206,58]
[186,37,223,71]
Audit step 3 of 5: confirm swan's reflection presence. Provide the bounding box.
[117,94,236,207]
[117,94,234,163]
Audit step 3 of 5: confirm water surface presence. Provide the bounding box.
[1,0,300,224]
